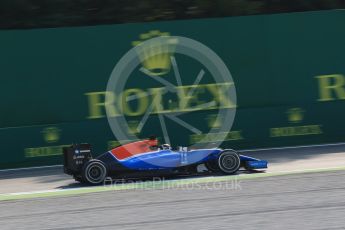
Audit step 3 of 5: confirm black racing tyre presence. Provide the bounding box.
[82,159,107,185]
[217,150,241,175]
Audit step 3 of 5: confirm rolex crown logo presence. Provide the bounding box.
[287,108,304,123]
[132,30,178,76]
[42,127,61,143]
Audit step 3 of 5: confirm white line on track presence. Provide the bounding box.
[0,164,61,173]
[5,186,95,196]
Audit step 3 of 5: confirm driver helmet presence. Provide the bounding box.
[161,144,171,150]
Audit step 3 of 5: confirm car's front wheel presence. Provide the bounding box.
[82,159,107,185]
[217,150,241,174]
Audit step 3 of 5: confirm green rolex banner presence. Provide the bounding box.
[0,10,344,169]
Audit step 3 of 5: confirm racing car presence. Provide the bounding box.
[63,137,268,184]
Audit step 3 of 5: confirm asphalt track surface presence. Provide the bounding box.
[0,144,345,229]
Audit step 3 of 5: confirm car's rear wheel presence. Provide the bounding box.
[82,159,107,185]
[217,150,241,174]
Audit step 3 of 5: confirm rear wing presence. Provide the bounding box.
[63,143,92,175]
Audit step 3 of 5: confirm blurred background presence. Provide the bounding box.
[0,1,345,169]
[1,0,345,29]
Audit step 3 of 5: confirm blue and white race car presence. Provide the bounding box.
[63,137,268,184]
